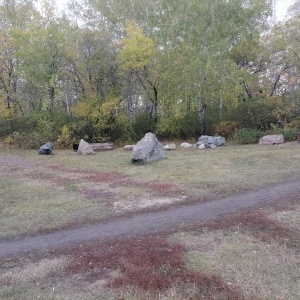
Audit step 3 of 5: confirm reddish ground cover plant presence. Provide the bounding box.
[207,210,300,250]
[65,235,244,299]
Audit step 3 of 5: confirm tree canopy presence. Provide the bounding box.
[0,0,299,146]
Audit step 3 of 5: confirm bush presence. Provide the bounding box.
[131,113,155,141]
[267,124,298,142]
[213,120,242,139]
[284,119,300,131]
[56,125,76,149]
[281,128,298,141]
[233,128,265,144]
[10,130,57,149]
[235,97,287,130]
[156,112,201,140]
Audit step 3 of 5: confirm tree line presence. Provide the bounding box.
[0,0,299,148]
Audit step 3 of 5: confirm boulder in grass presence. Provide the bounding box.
[196,135,226,148]
[163,143,176,151]
[132,132,165,164]
[77,139,94,155]
[38,142,53,155]
[123,145,135,151]
[259,134,284,145]
[180,142,193,148]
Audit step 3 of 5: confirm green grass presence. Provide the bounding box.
[1,205,299,299]
[174,216,300,300]
[0,141,300,300]
[0,143,300,237]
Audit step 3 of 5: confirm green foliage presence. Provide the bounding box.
[267,123,298,141]
[233,128,265,144]
[56,125,76,149]
[0,0,298,146]
[7,116,58,149]
[214,121,242,139]
[285,119,300,131]
[118,20,155,71]
[10,129,56,149]
[156,112,201,140]
[131,113,155,141]
[71,97,135,144]
[92,100,135,143]
[235,97,288,130]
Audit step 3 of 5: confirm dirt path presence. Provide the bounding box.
[1,180,300,258]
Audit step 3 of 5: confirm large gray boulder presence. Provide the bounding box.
[259,134,284,145]
[132,133,165,164]
[77,139,94,155]
[38,142,53,155]
[196,135,226,148]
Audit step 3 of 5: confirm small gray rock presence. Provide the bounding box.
[163,143,176,150]
[197,144,206,149]
[38,142,53,155]
[180,142,193,148]
[123,145,135,151]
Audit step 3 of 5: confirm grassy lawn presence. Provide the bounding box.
[0,142,299,238]
[0,142,299,299]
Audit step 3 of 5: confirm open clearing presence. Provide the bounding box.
[0,143,299,299]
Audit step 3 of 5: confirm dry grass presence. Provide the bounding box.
[0,205,299,299]
[0,143,300,299]
[0,142,300,237]
[173,206,300,300]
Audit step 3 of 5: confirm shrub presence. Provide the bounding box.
[56,125,76,149]
[214,120,242,139]
[267,124,298,142]
[156,112,201,140]
[10,130,57,149]
[235,97,288,130]
[131,113,155,141]
[233,128,264,144]
[281,128,298,141]
[284,119,300,132]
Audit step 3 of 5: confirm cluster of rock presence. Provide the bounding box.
[38,139,114,155]
[196,135,226,148]
[37,130,293,163]
[180,135,226,149]
[125,134,227,164]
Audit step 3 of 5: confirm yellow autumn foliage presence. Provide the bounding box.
[0,97,12,119]
[118,20,155,71]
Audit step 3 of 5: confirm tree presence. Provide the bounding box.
[118,20,159,124]
[0,0,41,133]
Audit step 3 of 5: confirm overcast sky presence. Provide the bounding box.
[275,0,294,20]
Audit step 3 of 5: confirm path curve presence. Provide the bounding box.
[1,180,300,258]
